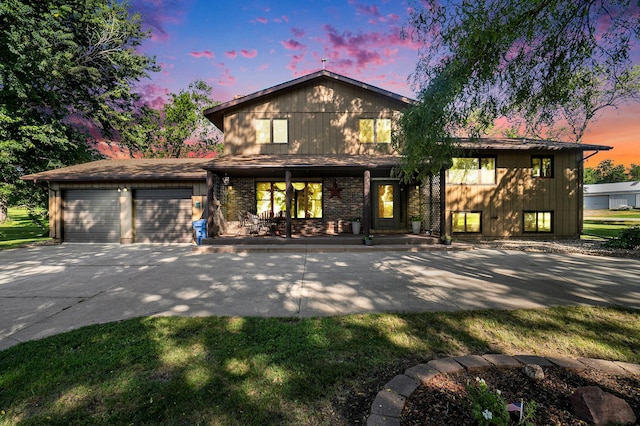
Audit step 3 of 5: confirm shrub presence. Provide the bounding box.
[604,226,640,250]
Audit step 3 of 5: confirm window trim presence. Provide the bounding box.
[255,118,289,144]
[523,211,553,233]
[451,211,482,233]
[359,118,392,143]
[447,156,497,185]
[531,156,554,178]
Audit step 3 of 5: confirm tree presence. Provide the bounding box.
[0,0,157,221]
[597,160,628,183]
[583,167,598,185]
[394,0,640,181]
[118,81,222,158]
[629,164,640,181]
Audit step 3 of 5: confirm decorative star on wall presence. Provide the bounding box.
[328,180,343,199]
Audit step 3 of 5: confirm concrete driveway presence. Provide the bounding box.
[1,244,639,351]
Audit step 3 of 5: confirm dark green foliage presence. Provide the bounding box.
[604,226,640,250]
[0,0,158,216]
[395,0,640,181]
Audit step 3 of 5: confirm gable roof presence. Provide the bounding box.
[456,138,611,152]
[20,158,210,183]
[203,70,415,129]
[584,181,640,195]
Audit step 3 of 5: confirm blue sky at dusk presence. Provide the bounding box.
[129,0,639,167]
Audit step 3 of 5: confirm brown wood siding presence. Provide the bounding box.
[222,80,406,156]
[446,151,581,238]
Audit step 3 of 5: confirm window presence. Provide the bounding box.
[532,156,553,178]
[256,182,322,218]
[524,211,552,232]
[447,157,496,184]
[359,118,391,143]
[255,118,288,144]
[451,212,481,233]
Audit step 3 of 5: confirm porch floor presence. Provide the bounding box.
[194,233,471,253]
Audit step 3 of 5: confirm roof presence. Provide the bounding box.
[204,70,415,129]
[456,138,611,152]
[584,181,640,195]
[203,154,402,178]
[20,158,210,183]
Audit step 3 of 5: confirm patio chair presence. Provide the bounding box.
[245,212,270,236]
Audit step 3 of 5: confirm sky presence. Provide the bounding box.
[128,0,639,169]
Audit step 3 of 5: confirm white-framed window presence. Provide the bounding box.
[524,211,553,232]
[255,118,288,144]
[359,118,391,143]
[447,157,496,185]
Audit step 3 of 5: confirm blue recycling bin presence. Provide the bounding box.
[192,219,207,245]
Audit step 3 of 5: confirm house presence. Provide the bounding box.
[21,70,611,243]
[584,181,640,210]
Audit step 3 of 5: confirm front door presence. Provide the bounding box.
[372,181,401,229]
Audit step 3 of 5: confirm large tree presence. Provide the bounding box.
[394,0,640,182]
[0,0,157,221]
[118,80,221,158]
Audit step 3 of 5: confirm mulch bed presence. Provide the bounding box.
[401,366,640,425]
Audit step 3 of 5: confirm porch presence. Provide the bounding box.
[193,232,470,253]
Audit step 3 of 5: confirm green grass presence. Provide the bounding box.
[0,207,50,250]
[582,209,640,238]
[0,307,638,425]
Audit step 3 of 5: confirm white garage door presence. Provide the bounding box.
[63,189,120,243]
[134,189,193,243]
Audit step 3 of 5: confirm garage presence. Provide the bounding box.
[134,188,193,243]
[63,189,120,243]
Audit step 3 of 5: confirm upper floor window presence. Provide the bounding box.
[359,118,391,143]
[447,157,496,185]
[524,211,553,232]
[256,118,288,144]
[532,156,553,178]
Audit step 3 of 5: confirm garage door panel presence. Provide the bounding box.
[64,190,120,243]
[134,189,192,243]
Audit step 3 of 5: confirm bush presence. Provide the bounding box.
[604,226,640,250]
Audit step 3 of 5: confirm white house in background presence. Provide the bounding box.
[584,181,640,210]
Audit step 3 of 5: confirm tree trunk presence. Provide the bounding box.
[0,197,7,223]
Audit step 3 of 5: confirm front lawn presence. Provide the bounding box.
[0,207,50,250]
[0,307,638,425]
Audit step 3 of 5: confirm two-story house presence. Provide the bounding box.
[21,70,610,243]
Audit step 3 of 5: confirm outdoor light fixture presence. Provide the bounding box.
[117,187,129,192]
[222,173,230,186]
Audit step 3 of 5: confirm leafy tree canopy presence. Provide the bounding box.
[394,0,640,183]
[584,159,633,183]
[118,80,222,158]
[0,0,157,220]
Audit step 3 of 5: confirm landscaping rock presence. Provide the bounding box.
[570,386,637,426]
[524,364,544,380]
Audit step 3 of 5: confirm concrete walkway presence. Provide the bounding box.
[1,243,639,351]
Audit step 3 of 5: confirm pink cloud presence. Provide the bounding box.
[225,50,237,59]
[240,49,258,58]
[256,17,268,24]
[136,83,170,110]
[258,63,270,71]
[217,68,236,87]
[190,50,214,58]
[291,27,305,38]
[281,39,305,50]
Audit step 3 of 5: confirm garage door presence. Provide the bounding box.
[64,189,120,242]
[134,189,193,243]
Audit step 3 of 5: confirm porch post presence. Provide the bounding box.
[439,168,446,237]
[206,170,218,238]
[363,169,371,235]
[285,169,292,238]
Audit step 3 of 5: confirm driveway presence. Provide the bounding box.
[1,244,639,350]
